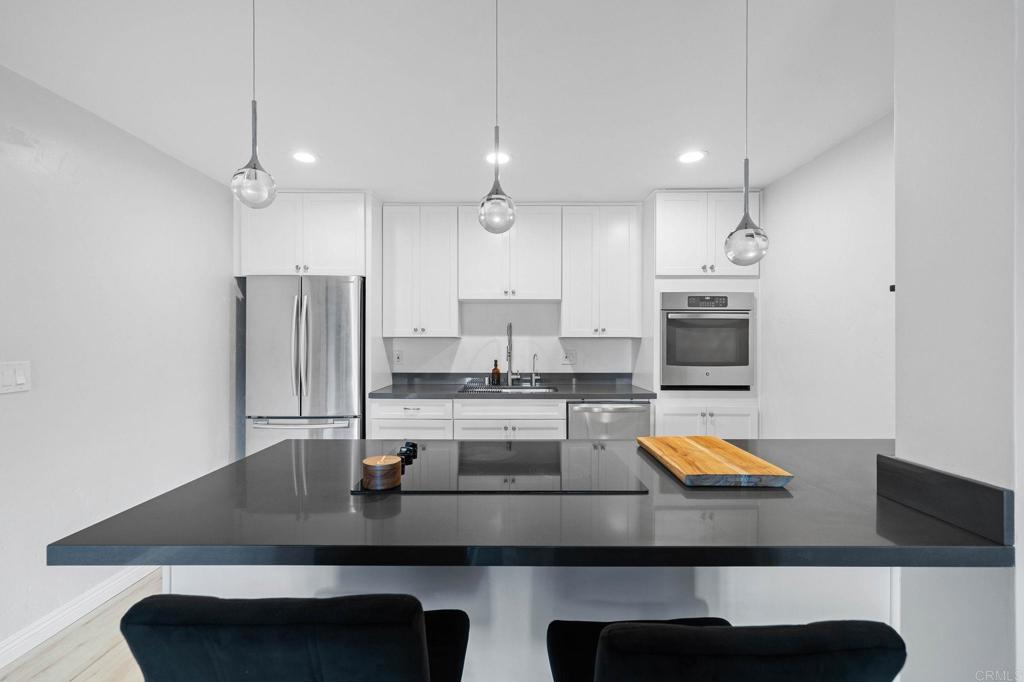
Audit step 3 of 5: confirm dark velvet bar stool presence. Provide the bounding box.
[547,617,731,682]
[120,593,469,682]
[593,620,906,682]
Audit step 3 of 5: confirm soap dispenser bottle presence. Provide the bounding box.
[490,360,501,386]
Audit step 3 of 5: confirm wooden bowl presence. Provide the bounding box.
[361,455,402,491]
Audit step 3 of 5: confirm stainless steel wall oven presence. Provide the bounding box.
[661,292,755,390]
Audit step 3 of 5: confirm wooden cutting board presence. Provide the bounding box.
[637,436,793,488]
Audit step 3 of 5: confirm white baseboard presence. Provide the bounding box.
[0,566,158,670]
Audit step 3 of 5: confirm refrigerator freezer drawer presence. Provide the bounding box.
[245,417,362,457]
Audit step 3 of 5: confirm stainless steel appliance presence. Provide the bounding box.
[244,276,364,455]
[568,402,652,440]
[661,292,755,390]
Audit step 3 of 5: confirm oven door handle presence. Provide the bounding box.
[666,312,750,319]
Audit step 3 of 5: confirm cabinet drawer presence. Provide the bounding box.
[453,419,509,440]
[453,399,567,420]
[510,419,567,440]
[368,419,453,440]
[369,400,453,420]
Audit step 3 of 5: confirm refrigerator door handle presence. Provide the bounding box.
[290,295,300,397]
[298,294,310,397]
[250,420,352,430]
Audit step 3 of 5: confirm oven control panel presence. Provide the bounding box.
[687,295,729,308]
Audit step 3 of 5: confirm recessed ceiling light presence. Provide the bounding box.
[292,151,317,164]
[485,151,510,165]
[677,150,707,164]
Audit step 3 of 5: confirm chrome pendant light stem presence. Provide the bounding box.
[478,0,515,233]
[724,0,767,266]
[231,0,276,209]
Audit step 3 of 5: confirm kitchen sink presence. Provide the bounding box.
[459,385,558,394]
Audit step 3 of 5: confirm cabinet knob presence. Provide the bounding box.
[709,264,715,272]
[700,412,707,417]
[413,327,419,332]
[511,289,516,296]
[511,425,517,431]
[601,328,606,332]
[708,411,715,418]
[504,290,509,296]
[701,264,708,272]
[421,327,426,333]
[593,328,599,333]
[295,265,301,272]
[504,425,509,431]
[303,265,309,272]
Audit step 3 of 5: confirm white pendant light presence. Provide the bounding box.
[230,0,277,209]
[478,0,516,234]
[724,0,768,266]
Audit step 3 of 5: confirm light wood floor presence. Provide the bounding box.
[0,570,160,682]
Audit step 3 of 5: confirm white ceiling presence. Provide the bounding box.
[0,0,893,202]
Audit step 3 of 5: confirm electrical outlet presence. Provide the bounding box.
[561,349,577,365]
[0,361,31,394]
[393,349,403,365]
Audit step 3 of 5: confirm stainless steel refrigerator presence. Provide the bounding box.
[244,276,363,456]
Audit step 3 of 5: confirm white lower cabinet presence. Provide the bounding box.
[368,399,454,440]
[454,419,567,441]
[655,401,759,439]
[453,399,567,440]
[369,419,454,441]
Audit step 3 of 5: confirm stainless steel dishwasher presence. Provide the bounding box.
[567,401,652,440]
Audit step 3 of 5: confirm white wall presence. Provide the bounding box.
[759,115,894,438]
[893,0,1018,677]
[0,67,234,648]
[387,302,636,375]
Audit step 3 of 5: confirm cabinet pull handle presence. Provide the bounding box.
[303,265,309,272]
[511,289,516,296]
[701,264,708,272]
[295,264,301,272]
[504,290,509,296]
[504,425,509,431]
[700,412,707,417]
[511,425,517,431]
[593,328,599,333]
[403,407,420,411]
[708,411,715,418]
[421,327,426,333]
[709,264,715,272]
[601,327,606,332]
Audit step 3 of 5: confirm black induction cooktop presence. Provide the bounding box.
[352,441,648,495]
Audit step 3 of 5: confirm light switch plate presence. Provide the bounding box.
[561,349,577,366]
[0,361,31,394]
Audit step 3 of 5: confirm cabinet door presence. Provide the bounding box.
[301,193,366,275]
[453,419,510,440]
[382,205,419,337]
[458,205,510,299]
[509,205,561,299]
[655,193,709,276]
[417,205,460,336]
[238,193,303,275]
[597,205,641,336]
[368,419,454,440]
[710,191,760,277]
[707,406,758,439]
[655,403,707,436]
[509,419,567,440]
[560,207,598,337]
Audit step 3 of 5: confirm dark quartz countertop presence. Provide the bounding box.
[368,373,656,400]
[48,439,1012,568]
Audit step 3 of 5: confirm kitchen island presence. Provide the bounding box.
[49,438,1010,567]
[47,439,1012,682]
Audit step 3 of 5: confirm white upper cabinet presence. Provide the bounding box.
[654,190,760,277]
[383,205,459,337]
[301,193,366,275]
[508,206,562,299]
[236,193,303,275]
[561,205,641,337]
[236,192,366,276]
[459,205,561,300]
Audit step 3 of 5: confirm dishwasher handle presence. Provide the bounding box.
[570,403,650,413]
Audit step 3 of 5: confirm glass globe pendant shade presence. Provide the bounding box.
[231,99,276,209]
[231,165,276,209]
[478,179,516,234]
[724,211,768,266]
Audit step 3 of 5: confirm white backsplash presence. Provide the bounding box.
[386,302,637,374]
